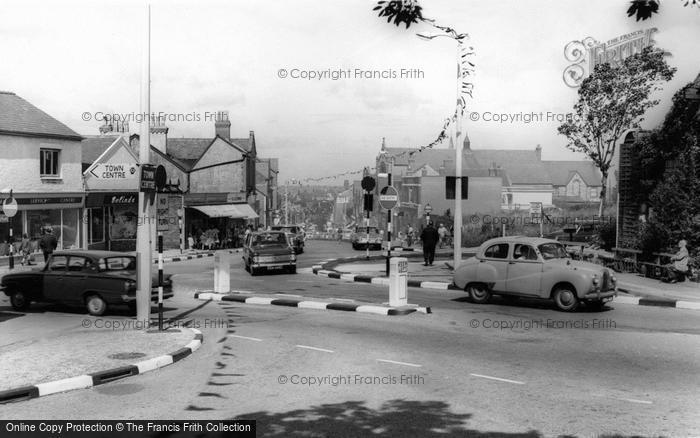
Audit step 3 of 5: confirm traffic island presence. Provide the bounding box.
[194,291,430,316]
[0,326,203,404]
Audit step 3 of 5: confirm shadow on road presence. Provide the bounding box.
[235,399,542,437]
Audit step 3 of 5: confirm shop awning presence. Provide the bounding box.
[191,204,258,219]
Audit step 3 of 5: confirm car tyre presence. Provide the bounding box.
[467,283,491,304]
[553,286,579,312]
[86,294,107,316]
[287,265,297,274]
[10,290,30,311]
[250,267,260,276]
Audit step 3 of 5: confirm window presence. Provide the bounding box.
[513,244,538,261]
[68,257,94,272]
[590,188,598,199]
[445,176,469,200]
[48,255,68,271]
[99,257,135,271]
[483,243,509,259]
[40,149,60,176]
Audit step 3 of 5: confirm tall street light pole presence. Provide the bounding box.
[417,30,468,270]
[136,3,153,326]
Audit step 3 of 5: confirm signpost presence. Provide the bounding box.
[89,163,138,180]
[379,185,398,275]
[2,192,18,270]
[530,202,543,237]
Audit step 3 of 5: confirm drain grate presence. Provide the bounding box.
[108,352,147,360]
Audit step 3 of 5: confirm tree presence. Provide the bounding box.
[626,0,699,21]
[557,46,675,216]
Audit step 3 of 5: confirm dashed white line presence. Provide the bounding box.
[469,373,525,385]
[615,397,653,405]
[296,345,334,353]
[376,359,422,368]
[275,293,302,297]
[229,335,263,342]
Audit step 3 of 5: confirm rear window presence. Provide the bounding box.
[99,257,136,271]
[253,233,288,246]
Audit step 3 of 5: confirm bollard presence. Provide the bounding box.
[389,257,408,307]
[214,252,231,293]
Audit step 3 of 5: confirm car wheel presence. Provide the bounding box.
[467,283,491,304]
[10,290,30,311]
[352,243,358,250]
[127,302,137,315]
[250,267,259,276]
[553,287,579,312]
[287,265,297,274]
[85,294,107,316]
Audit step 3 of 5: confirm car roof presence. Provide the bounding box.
[481,236,560,247]
[52,250,135,259]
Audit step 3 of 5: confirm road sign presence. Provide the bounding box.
[363,193,374,212]
[361,176,376,191]
[378,186,399,210]
[2,197,18,218]
[529,202,542,216]
[89,163,138,180]
[140,164,157,192]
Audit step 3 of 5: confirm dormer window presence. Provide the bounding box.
[40,148,60,177]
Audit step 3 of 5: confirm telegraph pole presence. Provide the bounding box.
[136,3,153,326]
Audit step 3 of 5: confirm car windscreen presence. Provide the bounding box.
[537,243,569,260]
[99,256,136,271]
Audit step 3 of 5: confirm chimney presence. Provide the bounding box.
[150,114,168,154]
[215,111,231,139]
[99,117,129,136]
[535,144,542,161]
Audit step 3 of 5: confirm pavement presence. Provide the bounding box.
[315,254,700,307]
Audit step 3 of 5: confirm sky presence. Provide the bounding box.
[2,0,699,184]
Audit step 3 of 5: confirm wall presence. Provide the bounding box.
[0,134,83,193]
[510,189,553,209]
[189,138,245,193]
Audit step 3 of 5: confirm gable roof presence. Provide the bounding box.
[81,135,124,164]
[471,149,552,185]
[0,91,82,141]
[542,161,602,187]
[166,137,212,167]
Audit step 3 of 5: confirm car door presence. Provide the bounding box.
[477,243,509,292]
[506,244,543,296]
[43,255,68,302]
[62,256,95,304]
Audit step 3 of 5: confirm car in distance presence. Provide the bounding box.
[453,237,616,311]
[350,226,382,250]
[546,219,598,243]
[271,224,305,254]
[243,231,297,275]
[0,250,173,316]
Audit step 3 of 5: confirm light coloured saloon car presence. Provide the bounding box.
[453,237,616,311]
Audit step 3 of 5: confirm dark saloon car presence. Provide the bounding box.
[270,224,305,254]
[350,226,382,250]
[0,251,173,316]
[243,231,297,275]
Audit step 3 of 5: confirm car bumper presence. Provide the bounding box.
[252,261,296,269]
[122,288,174,303]
[583,289,617,301]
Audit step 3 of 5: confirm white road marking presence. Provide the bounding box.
[275,293,302,297]
[615,397,653,405]
[469,373,525,385]
[296,345,334,353]
[288,280,315,283]
[377,359,422,368]
[229,335,263,342]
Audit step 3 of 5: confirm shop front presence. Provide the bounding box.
[185,192,258,249]
[84,192,139,251]
[0,193,84,256]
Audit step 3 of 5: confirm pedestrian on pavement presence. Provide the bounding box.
[406,225,414,247]
[665,239,690,283]
[337,228,343,244]
[420,221,440,266]
[18,233,32,266]
[438,223,447,249]
[39,227,57,263]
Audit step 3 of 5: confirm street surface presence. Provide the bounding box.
[1,240,699,436]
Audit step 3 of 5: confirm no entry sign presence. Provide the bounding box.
[378,186,398,210]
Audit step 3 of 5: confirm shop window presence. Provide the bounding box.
[40,149,60,177]
[88,208,105,244]
[27,209,62,245]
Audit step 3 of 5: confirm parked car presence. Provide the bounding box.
[546,219,597,243]
[350,226,382,250]
[453,237,616,311]
[243,231,297,275]
[271,224,305,254]
[0,250,172,316]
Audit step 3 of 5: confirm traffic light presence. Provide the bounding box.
[363,193,374,212]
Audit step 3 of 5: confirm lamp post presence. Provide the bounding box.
[417,30,470,270]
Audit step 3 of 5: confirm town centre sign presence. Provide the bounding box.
[563,28,658,88]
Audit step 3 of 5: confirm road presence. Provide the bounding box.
[1,240,699,437]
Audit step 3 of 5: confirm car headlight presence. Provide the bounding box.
[253,256,259,263]
[592,274,599,285]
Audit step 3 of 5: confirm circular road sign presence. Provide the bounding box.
[2,197,18,218]
[378,186,399,210]
[361,176,376,192]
